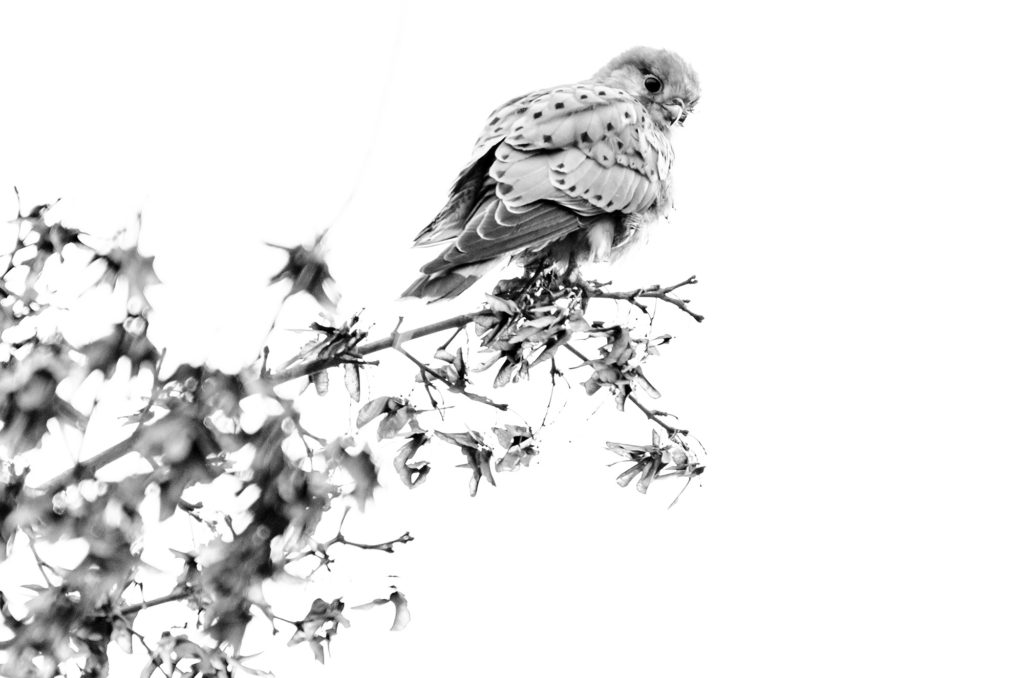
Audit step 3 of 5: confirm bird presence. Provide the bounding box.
[402,46,700,301]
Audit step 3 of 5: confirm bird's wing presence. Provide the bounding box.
[416,83,674,268]
[487,83,674,206]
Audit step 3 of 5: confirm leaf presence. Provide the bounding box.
[377,404,413,440]
[267,239,339,308]
[450,348,466,380]
[474,314,499,330]
[394,433,430,488]
[491,424,529,449]
[614,385,628,411]
[606,327,632,364]
[531,330,570,365]
[633,368,660,399]
[495,444,539,472]
[483,294,519,316]
[471,351,504,373]
[351,590,410,631]
[635,459,659,494]
[388,591,411,631]
[433,431,480,448]
[523,314,560,329]
[139,659,160,678]
[435,431,493,496]
[79,322,160,378]
[288,598,350,662]
[93,244,161,312]
[112,616,134,653]
[616,463,645,487]
[433,349,457,363]
[493,358,516,388]
[492,425,538,472]
[566,314,591,332]
[343,363,360,401]
[36,220,83,261]
[356,396,391,428]
[459,446,494,497]
[508,325,543,344]
[330,444,379,510]
[311,370,329,396]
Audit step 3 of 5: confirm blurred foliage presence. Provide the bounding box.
[0,196,703,677]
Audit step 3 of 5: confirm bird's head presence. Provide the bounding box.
[593,46,700,129]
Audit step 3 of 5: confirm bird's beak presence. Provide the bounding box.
[662,98,687,126]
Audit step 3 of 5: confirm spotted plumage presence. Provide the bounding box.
[404,46,700,300]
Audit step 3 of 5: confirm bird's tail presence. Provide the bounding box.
[401,260,499,301]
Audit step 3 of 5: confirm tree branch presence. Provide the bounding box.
[30,313,480,495]
[267,312,479,385]
[287,530,414,570]
[120,588,193,616]
[589,277,704,322]
[38,434,138,495]
[32,276,693,496]
[336,531,414,553]
[625,392,685,438]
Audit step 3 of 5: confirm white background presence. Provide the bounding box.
[2,1,1023,676]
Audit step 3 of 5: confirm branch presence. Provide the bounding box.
[287,530,414,570]
[589,277,704,322]
[393,344,508,411]
[38,434,138,495]
[336,531,414,553]
[267,312,478,385]
[27,538,57,587]
[29,316,478,495]
[625,392,685,438]
[123,627,173,678]
[120,588,193,616]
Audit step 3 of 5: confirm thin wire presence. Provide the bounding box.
[324,3,410,232]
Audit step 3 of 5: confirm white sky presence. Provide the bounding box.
[2,1,1023,676]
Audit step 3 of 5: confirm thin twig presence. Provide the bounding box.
[120,588,193,616]
[287,529,414,568]
[393,343,507,411]
[562,343,590,365]
[437,326,464,352]
[359,312,480,356]
[37,347,166,495]
[1,188,27,279]
[27,539,56,587]
[124,627,173,678]
[626,392,684,438]
[563,344,683,437]
[589,277,704,322]
[336,531,414,553]
[39,434,138,495]
[268,312,478,385]
[539,358,563,430]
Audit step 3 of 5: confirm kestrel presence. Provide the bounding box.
[403,46,700,300]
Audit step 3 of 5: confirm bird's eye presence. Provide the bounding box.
[643,75,663,94]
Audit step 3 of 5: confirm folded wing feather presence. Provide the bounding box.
[410,82,672,285]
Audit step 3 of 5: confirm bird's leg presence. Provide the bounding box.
[562,265,596,313]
